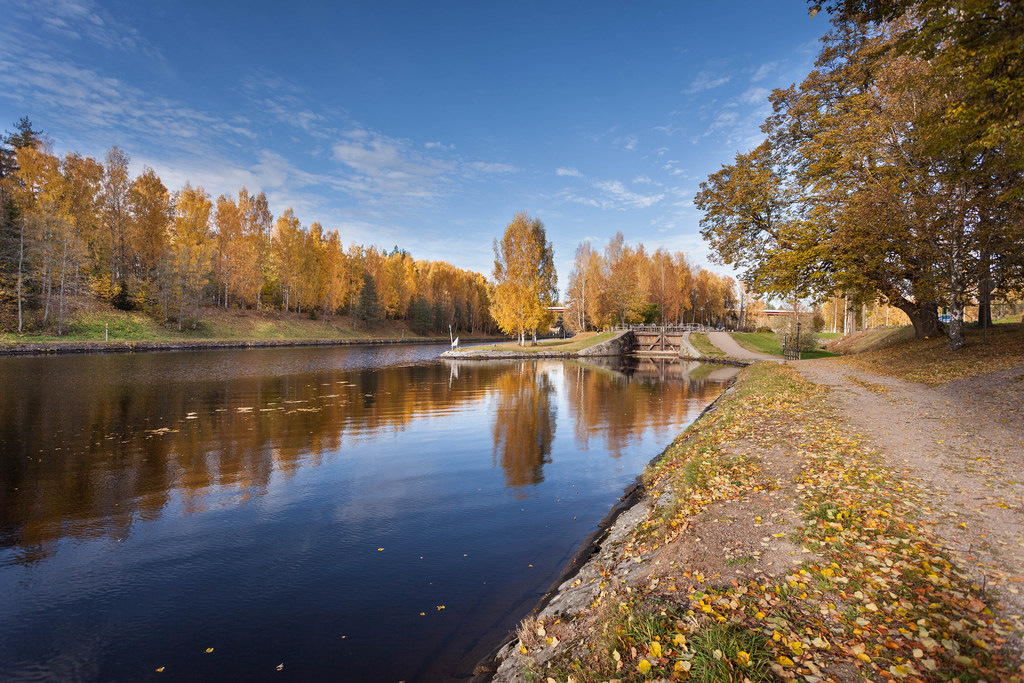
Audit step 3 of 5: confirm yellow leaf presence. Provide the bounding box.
[737,650,751,667]
[155,667,165,673]
[675,659,692,672]
[205,648,214,654]
[377,548,384,552]
[650,641,662,658]
[637,659,652,674]
[856,652,872,663]
[778,656,795,667]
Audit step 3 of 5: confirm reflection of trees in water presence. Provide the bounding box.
[490,363,557,490]
[564,361,730,458]
[0,361,509,562]
[0,356,729,562]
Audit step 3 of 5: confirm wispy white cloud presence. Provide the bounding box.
[556,167,583,178]
[615,134,639,151]
[0,32,256,151]
[653,123,684,137]
[10,0,161,60]
[557,177,664,211]
[331,128,455,202]
[685,70,731,94]
[739,87,771,106]
[467,161,520,173]
[750,61,779,82]
[593,180,663,209]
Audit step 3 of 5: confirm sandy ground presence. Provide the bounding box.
[706,331,781,361]
[795,359,1024,626]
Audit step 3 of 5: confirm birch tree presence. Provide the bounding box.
[491,212,556,345]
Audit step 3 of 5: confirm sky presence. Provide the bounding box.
[1,0,829,294]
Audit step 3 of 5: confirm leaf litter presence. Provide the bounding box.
[493,361,1024,682]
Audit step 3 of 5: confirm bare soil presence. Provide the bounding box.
[794,359,1024,627]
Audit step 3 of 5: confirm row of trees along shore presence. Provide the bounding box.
[696,0,1024,350]
[564,231,746,333]
[489,213,751,345]
[0,121,493,336]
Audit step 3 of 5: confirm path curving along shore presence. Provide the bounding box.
[705,330,781,361]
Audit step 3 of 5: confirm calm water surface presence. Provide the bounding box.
[0,345,738,681]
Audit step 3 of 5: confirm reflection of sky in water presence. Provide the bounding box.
[0,346,736,681]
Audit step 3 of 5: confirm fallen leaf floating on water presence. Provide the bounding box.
[205,648,213,653]
[436,605,445,611]
[155,667,164,673]
[276,663,283,671]
[377,548,384,552]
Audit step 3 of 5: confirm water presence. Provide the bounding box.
[0,345,738,681]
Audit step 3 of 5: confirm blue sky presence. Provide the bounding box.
[1,0,827,293]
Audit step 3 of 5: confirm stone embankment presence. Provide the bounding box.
[440,330,634,360]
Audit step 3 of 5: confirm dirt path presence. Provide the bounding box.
[705,331,780,361]
[794,359,1024,628]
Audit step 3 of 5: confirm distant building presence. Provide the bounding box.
[749,309,815,330]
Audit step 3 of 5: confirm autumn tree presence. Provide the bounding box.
[1,118,44,330]
[213,194,241,308]
[564,241,598,333]
[491,212,557,345]
[127,167,172,310]
[238,189,272,310]
[353,271,382,324]
[101,146,131,299]
[700,8,1023,350]
[168,184,213,330]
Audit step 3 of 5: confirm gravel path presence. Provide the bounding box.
[705,331,781,361]
[794,359,1024,629]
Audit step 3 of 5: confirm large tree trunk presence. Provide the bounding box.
[946,236,967,351]
[897,297,942,339]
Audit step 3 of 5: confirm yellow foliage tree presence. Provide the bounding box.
[491,212,556,345]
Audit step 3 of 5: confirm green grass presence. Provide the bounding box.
[731,331,837,360]
[471,330,617,354]
[0,304,459,346]
[731,332,782,356]
[689,332,724,356]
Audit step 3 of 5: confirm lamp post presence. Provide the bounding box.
[796,320,802,358]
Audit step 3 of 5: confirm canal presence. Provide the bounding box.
[0,344,738,681]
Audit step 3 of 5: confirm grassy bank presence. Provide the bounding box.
[499,359,1020,681]
[466,331,618,355]
[836,322,1024,385]
[0,300,484,349]
[689,333,724,357]
[731,331,838,360]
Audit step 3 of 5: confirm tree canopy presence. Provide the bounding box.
[697,7,1023,350]
[491,212,557,345]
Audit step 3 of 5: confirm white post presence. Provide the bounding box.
[105,322,108,341]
